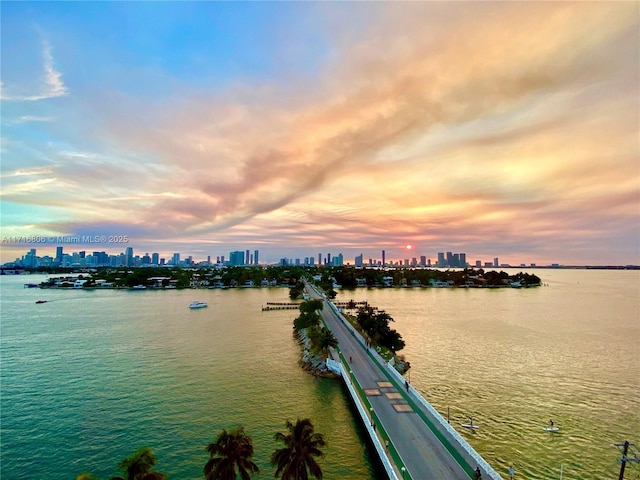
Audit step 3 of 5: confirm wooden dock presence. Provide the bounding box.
[262,300,372,312]
[262,302,301,311]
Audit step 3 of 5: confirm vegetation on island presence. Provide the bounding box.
[330,267,541,288]
[25,264,540,290]
[77,419,325,480]
[354,305,405,353]
[292,299,339,377]
[337,302,409,373]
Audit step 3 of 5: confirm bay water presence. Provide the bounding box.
[1,269,638,479]
[336,269,639,479]
[0,276,382,480]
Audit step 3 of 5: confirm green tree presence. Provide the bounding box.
[293,299,324,330]
[299,299,323,315]
[204,427,259,480]
[311,327,338,358]
[271,419,326,480]
[112,447,166,480]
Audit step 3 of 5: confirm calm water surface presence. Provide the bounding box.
[337,269,640,479]
[1,270,638,480]
[1,277,382,480]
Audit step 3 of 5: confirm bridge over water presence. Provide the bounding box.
[304,281,503,480]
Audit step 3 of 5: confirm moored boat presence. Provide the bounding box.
[189,301,208,309]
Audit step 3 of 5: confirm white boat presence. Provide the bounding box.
[543,426,560,432]
[461,423,479,430]
[461,417,478,429]
[189,301,208,309]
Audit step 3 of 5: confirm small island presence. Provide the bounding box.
[14,265,541,290]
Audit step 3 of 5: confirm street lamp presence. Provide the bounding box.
[401,466,406,479]
[615,441,640,480]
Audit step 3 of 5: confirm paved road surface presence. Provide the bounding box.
[306,286,476,479]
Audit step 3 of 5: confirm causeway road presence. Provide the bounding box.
[307,286,479,479]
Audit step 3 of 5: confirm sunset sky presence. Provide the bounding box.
[1,2,639,266]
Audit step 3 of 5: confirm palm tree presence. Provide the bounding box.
[204,427,260,480]
[313,327,338,358]
[271,418,326,480]
[111,447,166,480]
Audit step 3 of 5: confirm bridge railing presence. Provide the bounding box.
[316,287,503,480]
[384,361,503,479]
[335,358,403,480]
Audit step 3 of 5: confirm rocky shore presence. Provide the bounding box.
[294,328,340,378]
[294,327,410,378]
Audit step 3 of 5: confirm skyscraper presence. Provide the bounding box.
[355,254,363,267]
[254,250,259,265]
[125,247,134,267]
[382,250,386,266]
[229,251,245,266]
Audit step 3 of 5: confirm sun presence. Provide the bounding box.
[405,244,413,250]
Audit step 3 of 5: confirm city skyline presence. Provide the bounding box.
[6,243,632,270]
[2,3,639,267]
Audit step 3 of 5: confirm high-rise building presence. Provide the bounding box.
[172,252,180,266]
[420,255,427,267]
[355,254,363,267]
[437,252,446,267]
[93,251,109,265]
[55,246,63,264]
[460,253,467,267]
[23,248,37,268]
[254,250,259,265]
[125,247,134,267]
[246,250,250,265]
[494,257,499,267]
[382,250,386,266]
[152,253,159,265]
[229,251,245,266]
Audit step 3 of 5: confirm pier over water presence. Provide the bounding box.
[304,281,502,480]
